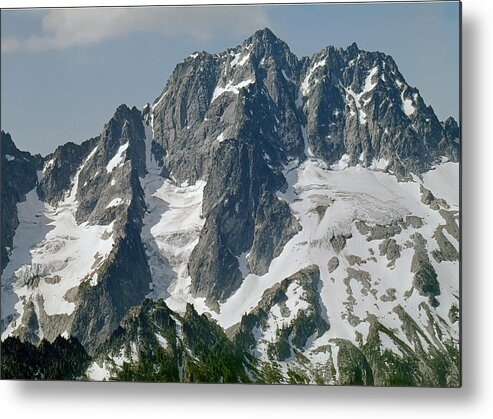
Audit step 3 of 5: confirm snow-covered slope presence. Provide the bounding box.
[1,148,117,342]
[140,116,206,311]
[172,157,459,363]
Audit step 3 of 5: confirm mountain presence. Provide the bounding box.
[0,28,460,386]
[1,132,42,272]
[1,106,150,352]
[86,299,251,383]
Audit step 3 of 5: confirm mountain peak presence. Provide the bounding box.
[112,103,141,121]
[245,27,291,54]
[1,130,15,150]
[249,27,278,42]
[345,41,361,57]
[444,115,459,127]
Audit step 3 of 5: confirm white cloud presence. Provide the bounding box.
[2,6,272,53]
[1,38,22,53]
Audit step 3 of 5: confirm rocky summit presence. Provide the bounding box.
[1,28,459,386]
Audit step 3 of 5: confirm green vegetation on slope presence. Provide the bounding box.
[1,335,90,380]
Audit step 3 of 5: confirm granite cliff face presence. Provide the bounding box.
[152,28,458,180]
[1,28,460,384]
[149,28,458,305]
[1,132,42,272]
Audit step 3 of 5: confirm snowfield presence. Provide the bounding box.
[1,148,116,340]
[133,140,459,368]
[140,117,206,312]
[191,156,459,361]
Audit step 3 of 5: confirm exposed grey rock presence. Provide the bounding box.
[432,226,459,263]
[405,215,424,229]
[440,209,459,240]
[442,117,460,161]
[69,105,150,352]
[380,288,397,302]
[299,43,459,179]
[448,303,459,324]
[419,184,449,210]
[344,268,372,292]
[327,256,340,273]
[330,234,347,252]
[234,265,329,360]
[367,221,402,241]
[346,255,365,266]
[420,185,435,206]
[379,238,401,266]
[342,267,379,328]
[72,232,151,353]
[411,233,440,305]
[248,190,301,275]
[189,132,299,303]
[1,131,42,271]
[75,105,146,226]
[13,300,41,345]
[355,220,371,236]
[37,138,98,206]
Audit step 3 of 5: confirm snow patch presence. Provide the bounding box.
[343,66,378,124]
[153,90,169,110]
[155,332,169,350]
[301,126,313,157]
[422,162,459,209]
[106,198,124,209]
[237,252,250,277]
[211,79,254,103]
[86,361,111,381]
[370,158,389,171]
[106,142,129,173]
[43,158,55,173]
[230,51,250,67]
[295,90,303,108]
[140,130,207,314]
[216,132,226,143]
[330,154,350,171]
[301,57,326,96]
[89,273,98,287]
[401,93,416,116]
[281,69,294,84]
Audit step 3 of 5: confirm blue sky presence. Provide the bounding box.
[1,2,460,156]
